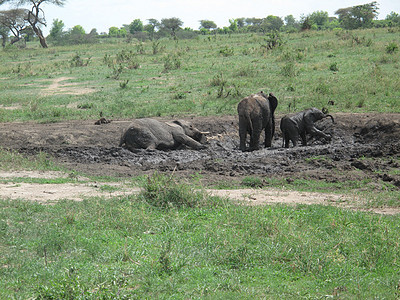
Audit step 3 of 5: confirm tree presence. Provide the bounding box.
[229,19,238,32]
[262,15,283,32]
[0,0,66,48]
[144,19,159,40]
[386,11,400,26]
[49,18,65,41]
[199,20,217,31]
[0,23,8,46]
[161,17,183,39]
[129,19,143,34]
[0,8,28,44]
[335,1,379,29]
[309,11,329,29]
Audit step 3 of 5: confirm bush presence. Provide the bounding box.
[386,42,399,54]
[139,172,206,208]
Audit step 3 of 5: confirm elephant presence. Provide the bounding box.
[119,118,208,151]
[237,91,278,151]
[280,108,334,148]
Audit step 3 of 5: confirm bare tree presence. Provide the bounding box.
[0,0,66,48]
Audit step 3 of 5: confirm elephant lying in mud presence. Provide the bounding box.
[280,108,334,148]
[237,91,278,151]
[119,118,208,151]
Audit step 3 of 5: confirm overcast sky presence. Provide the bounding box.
[29,0,400,35]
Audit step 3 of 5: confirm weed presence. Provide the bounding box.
[139,172,205,208]
[70,53,91,67]
[119,80,130,89]
[386,42,399,54]
[241,176,264,188]
[163,54,181,72]
[329,62,339,72]
[219,46,234,57]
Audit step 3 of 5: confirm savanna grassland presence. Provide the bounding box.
[0,28,400,298]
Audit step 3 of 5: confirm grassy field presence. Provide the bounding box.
[0,171,399,299]
[0,28,399,123]
[1,28,400,298]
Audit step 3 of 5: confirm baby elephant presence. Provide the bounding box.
[280,108,334,148]
[119,118,208,151]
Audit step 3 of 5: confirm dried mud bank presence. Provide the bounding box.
[0,113,399,190]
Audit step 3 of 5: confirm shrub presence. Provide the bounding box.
[329,62,339,72]
[386,42,399,54]
[139,172,205,208]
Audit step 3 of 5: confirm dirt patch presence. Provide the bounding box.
[0,113,399,213]
[40,77,95,96]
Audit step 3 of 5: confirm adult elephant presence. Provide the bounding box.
[119,118,208,151]
[280,108,334,148]
[237,91,278,151]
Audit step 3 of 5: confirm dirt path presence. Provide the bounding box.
[1,171,399,215]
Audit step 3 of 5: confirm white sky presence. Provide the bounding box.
[13,0,400,35]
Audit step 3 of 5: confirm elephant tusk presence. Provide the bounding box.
[325,114,335,123]
[200,131,210,134]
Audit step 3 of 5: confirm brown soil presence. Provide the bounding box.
[0,113,399,214]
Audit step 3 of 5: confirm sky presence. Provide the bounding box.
[11,0,400,35]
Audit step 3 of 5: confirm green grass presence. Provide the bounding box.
[0,174,399,298]
[0,28,399,123]
[1,29,400,298]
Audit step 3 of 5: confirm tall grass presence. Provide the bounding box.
[0,174,399,298]
[0,28,399,123]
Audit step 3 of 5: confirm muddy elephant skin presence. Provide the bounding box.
[119,118,207,151]
[280,108,334,148]
[237,92,278,151]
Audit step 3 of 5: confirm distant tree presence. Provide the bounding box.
[0,23,8,47]
[129,19,143,34]
[199,20,217,30]
[71,25,85,35]
[300,15,312,31]
[49,18,65,41]
[309,11,329,29]
[335,1,379,29]
[144,19,159,40]
[0,8,28,44]
[108,26,119,37]
[0,0,66,48]
[386,11,400,26]
[236,18,245,29]
[262,15,284,32]
[284,15,296,27]
[229,19,238,32]
[161,17,183,39]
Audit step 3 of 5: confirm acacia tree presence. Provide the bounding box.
[0,8,28,44]
[161,17,183,39]
[0,0,66,48]
[335,1,379,29]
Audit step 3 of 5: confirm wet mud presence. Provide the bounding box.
[0,113,399,189]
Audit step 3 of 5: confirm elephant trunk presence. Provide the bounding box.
[325,114,335,123]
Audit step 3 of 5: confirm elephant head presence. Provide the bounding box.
[309,108,335,124]
[173,120,208,144]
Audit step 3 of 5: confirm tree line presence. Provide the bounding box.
[0,1,399,48]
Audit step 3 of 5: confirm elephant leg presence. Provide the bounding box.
[250,126,262,151]
[238,118,248,151]
[300,131,307,146]
[290,131,300,147]
[264,123,273,148]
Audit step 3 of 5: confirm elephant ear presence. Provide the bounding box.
[268,93,278,114]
